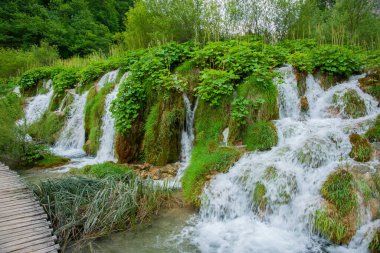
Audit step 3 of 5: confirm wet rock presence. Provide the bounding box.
[129,162,180,180]
[332,89,367,119]
[300,96,309,112]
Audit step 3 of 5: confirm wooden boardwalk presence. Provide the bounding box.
[0,163,59,253]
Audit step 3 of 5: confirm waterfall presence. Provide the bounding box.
[96,69,119,90]
[180,68,380,253]
[222,128,229,146]
[95,72,129,162]
[24,79,54,124]
[175,94,199,180]
[53,91,89,157]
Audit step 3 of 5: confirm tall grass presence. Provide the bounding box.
[33,175,173,249]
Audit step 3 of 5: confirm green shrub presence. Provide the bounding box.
[28,112,65,145]
[231,98,251,126]
[349,133,373,162]
[52,68,80,95]
[79,61,109,85]
[19,67,52,91]
[312,45,362,77]
[243,121,278,151]
[288,52,314,73]
[195,69,239,106]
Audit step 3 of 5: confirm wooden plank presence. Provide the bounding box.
[0,225,51,240]
[0,230,53,245]
[1,235,57,252]
[0,204,42,216]
[0,207,45,220]
[0,199,39,210]
[0,214,48,228]
[0,223,50,237]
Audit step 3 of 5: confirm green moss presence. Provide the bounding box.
[359,69,380,102]
[252,182,267,213]
[370,229,380,253]
[264,166,278,180]
[182,100,242,206]
[143,99,184,166]
[243,121,278,151]
[28,112,65,145]
[34,153,69,168]
[70,162,132,179]
[332,89,367,119]
[365,115,380,142]
[321,170,357,216]
[83,84,115,155]
[349,133,373,162]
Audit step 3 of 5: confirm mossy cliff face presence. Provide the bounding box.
[143,95,184,166]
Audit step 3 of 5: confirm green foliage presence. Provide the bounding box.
[52,68,80,95]
[33,175,172,247]
[314,209,348,244]
[79,62,109,85]
[70,162,132,179]
[243,121,278,151]
[231,98,251,126]
[19,67,53,91]
[365,116,380,143]
[320,169,357,216]
[195,69,239,106]
[34,153,69,168]
[349,133,373,162]
[28,112,65,145]
[312,46,362,76]
[288,52,314,73]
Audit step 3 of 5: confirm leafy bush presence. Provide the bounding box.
[19,67,52,90]
[243,121,278,151]
[312,45,362,77]
[52,68,80,95]
[231,98,251,126]
[79,62,109,85]
[288,52,314,72]
[195,69,239,106]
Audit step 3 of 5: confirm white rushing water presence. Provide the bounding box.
[24,79,54,124]
[53,91,89,157]
[180,65,380,253]
[96,69,119,90]
[175,94,199,180]
[95,72,129,162]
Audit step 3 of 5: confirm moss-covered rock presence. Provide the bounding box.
[366,115,380,143]
[332,89,367,119]
[370,229,380,253]
[314,169,358,244]
[359,69,380,102]
[34,153,69,168]
[28,112,65,145]
[252,182,267,213]
[297,137,330,168]
[243,121,278,151]
[349,133,373,162]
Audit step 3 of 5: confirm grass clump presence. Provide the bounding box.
[243,121,278,151]
[28,112,65,145]
[34,153,69,168]
[314,169,358,244]
[365,116,380,143]
[252,182,267,213]
[70,162,132,178]
[349,133,373,162]
[370,229,380,253]
[33,175,172,249]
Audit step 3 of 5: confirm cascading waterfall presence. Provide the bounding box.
[24,79,54,124]
[175,94,199,180]
[96,69,119,90]
[53,91,88,157]
[95,72,129,162]
[180,65,379,253]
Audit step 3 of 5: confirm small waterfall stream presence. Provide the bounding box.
[24,79,54,124]
[175,94,199,180]
[95,72,129,162]
[180,65,380,253]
